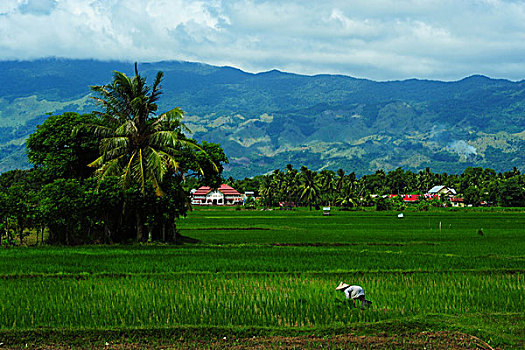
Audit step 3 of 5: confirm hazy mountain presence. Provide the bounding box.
[0,59,523,178]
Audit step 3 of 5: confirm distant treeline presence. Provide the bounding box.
[215,165,525,209]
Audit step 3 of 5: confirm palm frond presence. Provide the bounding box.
[99,137,130,154]
[114,120,138,137]
[94,155,126,179]
[123,151,138,187]
[153,148,180,173]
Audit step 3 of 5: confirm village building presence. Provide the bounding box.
[427,186,457,198]
[191,184,243,206]
[388,194,440,203]
[450,197,465,207]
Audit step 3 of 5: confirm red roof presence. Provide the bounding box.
[217,184,241,195]
[193,184,241,196]
[193,186,212,196]
[389,194,420,202]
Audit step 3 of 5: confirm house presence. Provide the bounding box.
[388,194,439,203]
[450,197,465,207]
[427,186,457,198]
[389,194,421,203]
[191,184,243,206]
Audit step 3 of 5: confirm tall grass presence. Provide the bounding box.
[0,244,522,275]
[0,272,522,329]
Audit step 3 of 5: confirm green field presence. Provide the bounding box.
[0,208,524,349]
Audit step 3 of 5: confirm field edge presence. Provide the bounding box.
[0,313,522,349]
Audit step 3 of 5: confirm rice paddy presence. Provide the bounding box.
[0,208,524,348]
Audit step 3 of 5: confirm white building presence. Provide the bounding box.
[427,186,457,197]
[191,184,243,206]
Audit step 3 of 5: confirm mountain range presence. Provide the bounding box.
[0,59,523,178]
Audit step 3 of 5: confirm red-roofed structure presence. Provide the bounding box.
[450,197,465,207]
[191,184,243,206]
[388,194,440,203]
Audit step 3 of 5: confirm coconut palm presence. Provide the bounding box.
[335,169,345,192]
[298,166,321,210]
[283,164,299,203]
[319,170,336,206]
[87,63,205,240]
[89,63,200,196]
[336,175,359,208]
[259,175,275,208]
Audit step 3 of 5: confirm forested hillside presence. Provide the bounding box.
[1,59,523,177]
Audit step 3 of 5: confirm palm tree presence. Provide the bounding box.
[283,164,299,203]
[298,166,321,210]
[89,64,199,194]
[271,169,285,203]
[87,63,204,240]
[336,176,359,208]
[259,175,275,208]
[335,169,345,192]
[319,170,335,206]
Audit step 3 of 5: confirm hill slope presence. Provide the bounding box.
[0,59,523,177]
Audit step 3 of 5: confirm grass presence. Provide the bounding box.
[0,208,523,348]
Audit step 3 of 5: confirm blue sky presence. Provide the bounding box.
[1,0,525,81]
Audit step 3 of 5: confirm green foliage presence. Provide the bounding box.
[11,64,228,245]
[493,177,525,207]
[88,64,196,196]
[26,112,99,181]
[243,195,256,209]
[0,169,42,246]
[233,165,524,208]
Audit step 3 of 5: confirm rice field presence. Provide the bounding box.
[0,208,524,348]
[1,272,523,330]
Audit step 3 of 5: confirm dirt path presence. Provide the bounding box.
[11,331,499,349]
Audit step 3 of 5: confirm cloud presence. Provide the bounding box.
[19,0,58,15]
[448,140,477,156]
[0,0,524,81]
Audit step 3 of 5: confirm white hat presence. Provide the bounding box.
[336,282,349,291]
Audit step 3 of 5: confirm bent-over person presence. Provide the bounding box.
[336,282,372,309]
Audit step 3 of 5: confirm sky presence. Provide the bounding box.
[1,0,525,81]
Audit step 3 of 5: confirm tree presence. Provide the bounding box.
[185,141,228,188]
[494,177,525,207]
[336,176,359,208]
[39,179,89,245]
[335,169,346,192]
[259,175,276,208]
[0,170,42,246]
[283,164,299,203]
[87,63,214,241]
[27,112,99,181]
[319,170,336,205]
[298,166,321,210]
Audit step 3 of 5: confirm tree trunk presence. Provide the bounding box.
[136,211,144,242]
[104,224,111,244]
[162,223,166,242]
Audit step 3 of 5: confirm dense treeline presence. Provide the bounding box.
[1,151,523,246]
[0,65,226,246]
[225,165,525,210]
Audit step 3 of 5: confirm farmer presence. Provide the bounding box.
[336,282,372,309]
